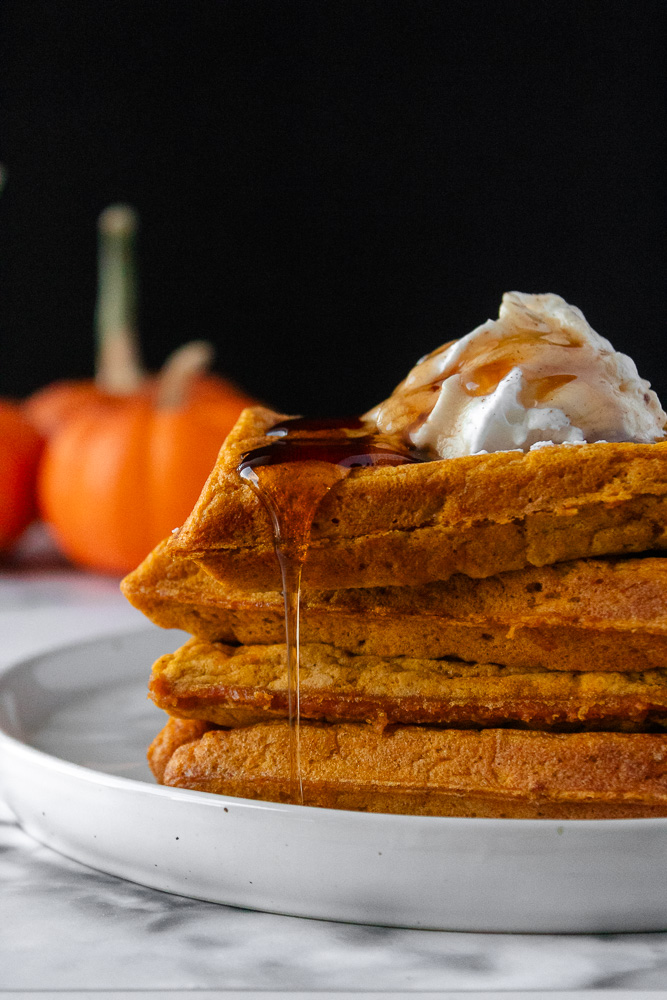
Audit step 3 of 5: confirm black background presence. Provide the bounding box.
[1,1,666,415]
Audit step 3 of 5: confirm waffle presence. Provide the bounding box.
[147,715,212,783]
[147,637,667,731]
[137,392,667,817]
[170,407,667,591]
[148,716,667,818]
[123,540,667,671]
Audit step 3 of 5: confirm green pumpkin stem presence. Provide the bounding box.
[95,205,144,393]
[156,340,214,409]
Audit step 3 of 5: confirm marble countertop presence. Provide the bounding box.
[3,532,667,995]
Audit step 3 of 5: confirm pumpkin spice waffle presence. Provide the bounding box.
[147,715,212,783]
[148,716,667,819]
[129,292,667,819]
[123,540,667,672]
[148,637,667,732]
[170,406,667,592]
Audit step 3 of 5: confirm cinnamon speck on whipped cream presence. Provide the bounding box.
[367,292,667,459]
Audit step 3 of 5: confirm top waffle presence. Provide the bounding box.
[171,406,667,591]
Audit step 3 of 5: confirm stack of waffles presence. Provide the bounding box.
[123,406,667,818]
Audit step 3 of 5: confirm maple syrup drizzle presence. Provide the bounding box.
[238,417,424,804]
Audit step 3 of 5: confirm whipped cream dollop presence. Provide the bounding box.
[367,292,667,459]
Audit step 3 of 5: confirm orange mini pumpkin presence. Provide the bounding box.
[0,400,43,550]
[38,343,253,573]
[33,205,257,574]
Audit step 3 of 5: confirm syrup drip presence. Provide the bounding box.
[266,415,365,435]
[238,417,423,804]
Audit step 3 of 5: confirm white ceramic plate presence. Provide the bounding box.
[1,627,666,933]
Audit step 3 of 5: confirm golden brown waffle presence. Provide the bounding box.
[123,540,667,671]
[149,716,667,818]
[170,407,667,590]
[147,716,212,783]
[148,637,667,731]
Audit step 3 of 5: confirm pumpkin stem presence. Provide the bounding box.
[156,340,214,409]
[95,204,144,394]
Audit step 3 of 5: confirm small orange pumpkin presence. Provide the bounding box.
[33,205,257,574]
[38,343,254,573]
[24,380,111,440]
[0,400,43,550]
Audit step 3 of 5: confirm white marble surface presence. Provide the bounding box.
[3,534,667,993]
